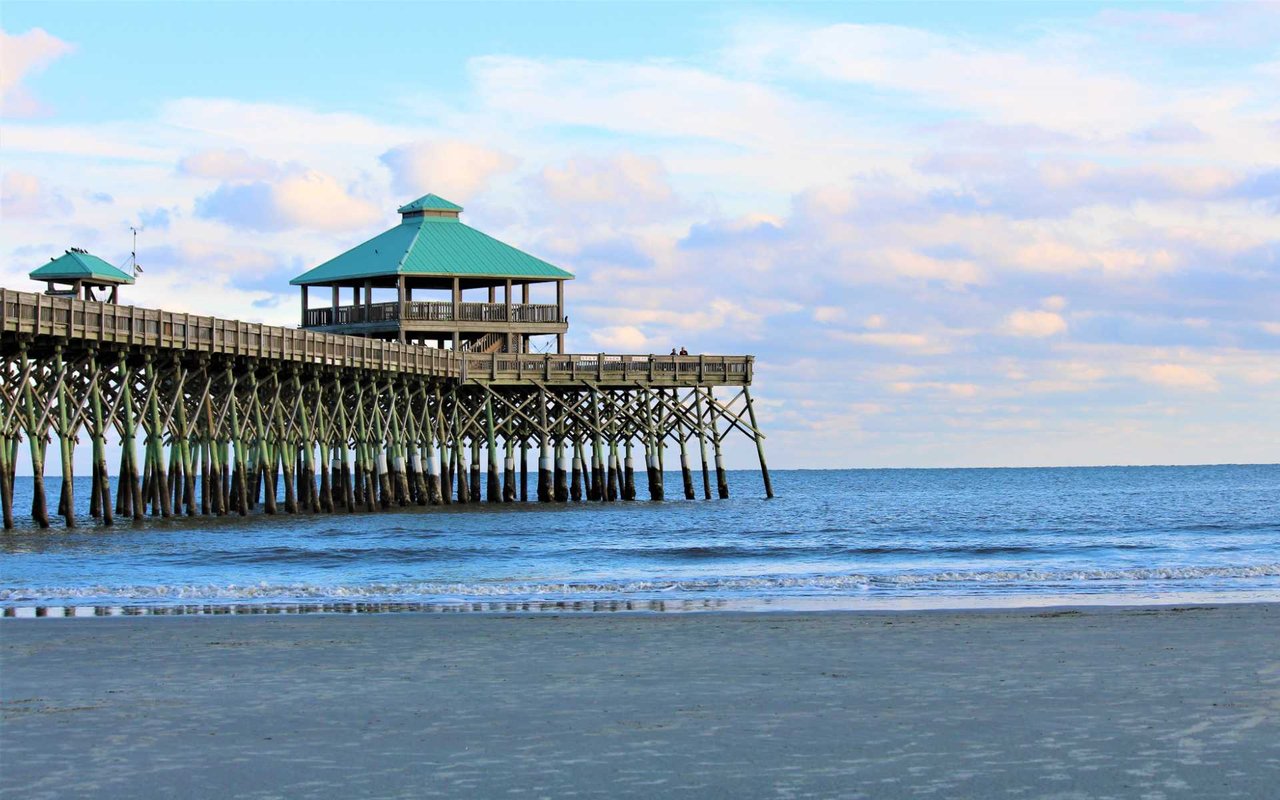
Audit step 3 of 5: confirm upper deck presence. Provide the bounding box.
[0,288,752,388]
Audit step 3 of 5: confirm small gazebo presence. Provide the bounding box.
[291,193,573,353]
[30,248,134,303]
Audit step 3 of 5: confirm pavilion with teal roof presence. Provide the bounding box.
[292,193,573,353]
[30,248,134,304]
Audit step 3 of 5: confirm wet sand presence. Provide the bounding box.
[2,604,1278,799]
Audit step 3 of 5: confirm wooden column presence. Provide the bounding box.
[331,285,339,322]
[556,280,565,354]
[300,286,308,326]
[397,276,406,343]
[504,279,513,353]
[452,277,461,351]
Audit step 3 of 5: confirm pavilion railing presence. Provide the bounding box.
[304,301,562,327]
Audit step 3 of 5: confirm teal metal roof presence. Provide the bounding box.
[291,201,573,285]
[30,249,135,284]
[397,193,464,214]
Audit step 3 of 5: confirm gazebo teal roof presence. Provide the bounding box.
[31,248,135,285]
[291,194,573,286]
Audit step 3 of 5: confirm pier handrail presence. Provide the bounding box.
[1,288,457,377]
[458,352,752,384]
[2,288,752,386]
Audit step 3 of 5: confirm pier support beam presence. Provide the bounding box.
[743,387,773,499]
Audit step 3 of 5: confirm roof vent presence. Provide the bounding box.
[397,193,463,220]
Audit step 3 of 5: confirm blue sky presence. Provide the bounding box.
[3,1,1278,468]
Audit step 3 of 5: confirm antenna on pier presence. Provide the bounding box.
[128,226,144,276]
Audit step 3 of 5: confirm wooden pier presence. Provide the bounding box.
[0,288,770,529]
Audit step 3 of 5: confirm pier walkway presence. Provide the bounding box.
[0,288,769,529]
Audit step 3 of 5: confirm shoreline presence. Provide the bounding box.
[4,603,1278,798]
[4,588,1279,618]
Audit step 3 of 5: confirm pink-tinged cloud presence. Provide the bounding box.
[529,154,678,226]
[380,140,516,201]
[1003,309,1067,338]
[1143,363,1218,391]
[196,169,378,232]
[0,28,75,118]
[1,172,72,217]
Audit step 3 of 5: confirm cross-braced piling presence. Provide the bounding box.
[0,289,770,529]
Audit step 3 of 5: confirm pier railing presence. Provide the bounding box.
[459,353,751,384]
[304,301,563,328]
[2,288,456,376]
[1,289,751,386]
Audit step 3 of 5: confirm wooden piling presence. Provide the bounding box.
[590,393,605,502]
[0,433,14,529]
[570,439,584,502]
[606,440,620,502]
[469,438,482,504]
[693,387,713,500]
[53,348,75,527]
[503,435,516,502]
[743,386,773,499]
[520,440,529,502]
[622,439,636,501]
[537,392,552,503]
[707,388,730,499]
[87,351,113,526]
[678,431,695,500]
[423,404,442,506]
[553,439,569,502]
[452,408,469,503]
[486,398,501,502]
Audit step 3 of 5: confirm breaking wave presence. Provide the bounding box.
[5,563,1280,606]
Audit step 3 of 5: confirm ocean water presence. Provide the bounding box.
[2,465,1278,613]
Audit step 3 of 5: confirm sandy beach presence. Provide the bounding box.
[2,604,1278,799]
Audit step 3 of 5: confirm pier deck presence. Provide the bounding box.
[0,289,769,530]
[2,289,751,387]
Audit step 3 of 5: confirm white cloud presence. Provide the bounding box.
[830,330,952,355]
[534,154,674,211]
[196,168,379,232]
[469,55,813,148]
[880,248,984,286]
[1,171,72,217]
[1142,363,1219,391]
[729,22,1149,137]
[589,325,649,352]
[813,306,845,324]
[380,139,517,201]
[1003,309,1068,338]
[1,28,75,117]
[178,148,279,181]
